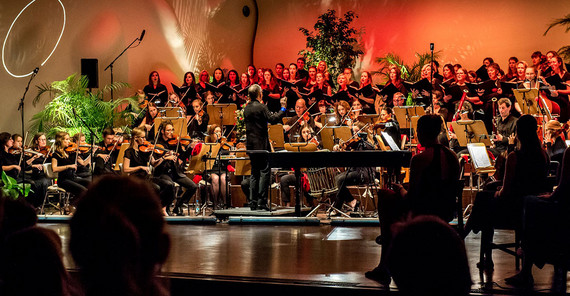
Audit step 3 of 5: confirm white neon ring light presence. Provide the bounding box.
[2,0,66,78]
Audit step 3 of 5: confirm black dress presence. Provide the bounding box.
[143,84,168,106]
[51,151,90,198]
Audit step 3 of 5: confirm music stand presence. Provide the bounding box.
[450,120,491,147]
[284,142,318,152]
[513,88,539,115]
[154,117,188,137]
[394,106,424,143]
[113,143,130,173]
[320,114,337,125]
[157,107,185,118]
[282,117,292,125]
[467,143,496,175]
[268,124,285,149]
[357,114,379,125]
[187,143,221,175]
[207,104,237,131]
[321,126,351,150]
[234,150,251,176]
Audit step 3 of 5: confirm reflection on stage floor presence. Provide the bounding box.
[40,223,563,295]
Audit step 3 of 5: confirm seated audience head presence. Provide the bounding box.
[387,215,472,296]
[417,115,443,147]
[516,114,540,150]
[1,227,71,296]
[69,175,170,296]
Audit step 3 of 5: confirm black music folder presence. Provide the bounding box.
[377,83,401,99]
[403,78,432,95]
[466,80,497,97]
[475,65,490,81]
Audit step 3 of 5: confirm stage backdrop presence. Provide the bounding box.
[0,0,568,133]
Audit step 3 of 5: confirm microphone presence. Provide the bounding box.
[430,43,434,50]
[139,30,146,42]
[33,67,39,74]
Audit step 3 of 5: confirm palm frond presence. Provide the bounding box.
[544,14,570,35]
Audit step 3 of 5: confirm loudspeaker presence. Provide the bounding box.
[81,58,99,89]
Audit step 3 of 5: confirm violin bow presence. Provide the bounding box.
[289,101,318,130]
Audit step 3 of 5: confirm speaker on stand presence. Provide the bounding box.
[81,58,99,91]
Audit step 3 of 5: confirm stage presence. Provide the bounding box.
[39,222,562,295]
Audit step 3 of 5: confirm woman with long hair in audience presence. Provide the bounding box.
[143,71,168,106]
[69,175,171,296]
[543,120,568,165]
[464,115,549,269]
[51,131,91,199]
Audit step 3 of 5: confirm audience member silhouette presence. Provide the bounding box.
[366,115,460,285]
[505,147,570,291]
[464,115,549,269]
[387,215,472,296]
[69,175,171,296]
[0,226,73,296]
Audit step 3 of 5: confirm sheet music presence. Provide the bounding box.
[381,131,400,151]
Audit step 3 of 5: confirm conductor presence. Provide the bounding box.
[244,84,287,210]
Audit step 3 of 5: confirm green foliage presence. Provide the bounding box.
[30,74,137,142]
[299,9,363,78]
[373,51,442,82]
[544,14,570,61]
[1,171,32,199]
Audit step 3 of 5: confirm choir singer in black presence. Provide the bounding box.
[244,84,287,210]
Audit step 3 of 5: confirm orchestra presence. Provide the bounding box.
[4,50,569,224]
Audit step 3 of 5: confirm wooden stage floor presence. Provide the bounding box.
[40,222,563,295]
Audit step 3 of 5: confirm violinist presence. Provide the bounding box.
[203,124,229,205]
[154,121,198,216]
[283,99,317,142]
[165,92,186,114]
[143,71,168,107]
[26,133,51,206]
[187,98,209,139]
[139,102,158,140]
[93,128,121,176]
[0,133,22,180]
[123,127,175,216]
[51,131,91,198]
[131,90,148,127]
[71,132,92,178]
[335,100,352,127]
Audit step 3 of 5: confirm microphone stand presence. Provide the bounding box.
[18,67,39,193]
[104,36,142,101]
[430,42,434,113]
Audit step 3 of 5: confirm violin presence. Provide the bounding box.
[7,147,22,155]
[219,136,236,150]
[37,146,51,157]
[138,142,173,155]
[373,119,388,130]
[167,135,193,147]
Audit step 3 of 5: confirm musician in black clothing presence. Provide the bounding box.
[187,98,209,139]
[93,128,120,176]
[283,99,319,142]
[143,71,168,106]
[489,98,517,157]
[123,127,175,216]
[244,84,287,210]
[378,107,401,148]
[154,121,197,216]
